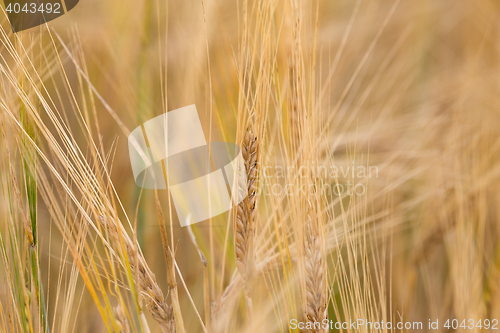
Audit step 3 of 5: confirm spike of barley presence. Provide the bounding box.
[113,304,131,333]
[303,207,327,333]
[235,126,259,317]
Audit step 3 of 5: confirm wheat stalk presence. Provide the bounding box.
[288,51,302,153]
[303,204,327,333]
[288,0,305,154]
[235,126,259,318]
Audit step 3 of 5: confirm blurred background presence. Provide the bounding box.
[1,0,500,332]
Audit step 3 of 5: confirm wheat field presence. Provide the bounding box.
[1,0,500,332]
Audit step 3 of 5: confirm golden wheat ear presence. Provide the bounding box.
[235,125,259,318]
[303,202,328,333]
[113,305,131,333]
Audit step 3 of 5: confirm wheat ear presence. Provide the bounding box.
[99,216,175,333]
[235,126,259,318]
[113,304,131,333]
[303,205,327,333]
